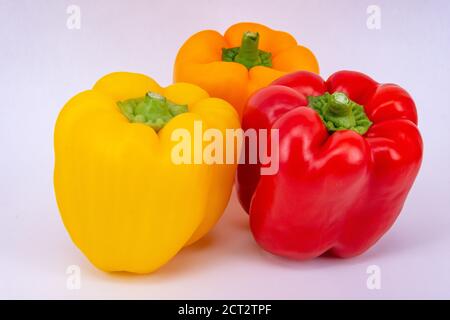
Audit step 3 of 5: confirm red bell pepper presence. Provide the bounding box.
[237,70,423,259]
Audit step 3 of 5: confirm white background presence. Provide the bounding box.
[1,0,449,299]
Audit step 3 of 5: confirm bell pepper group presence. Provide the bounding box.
[54,22,423,273]
[237,71,423,258]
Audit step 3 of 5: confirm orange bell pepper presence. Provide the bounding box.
[173,22,319,116]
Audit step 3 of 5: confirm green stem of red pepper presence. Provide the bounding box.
[222,32,272,69]
[308,92,373,135]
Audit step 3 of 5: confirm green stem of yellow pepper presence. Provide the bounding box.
[117,92,188,131]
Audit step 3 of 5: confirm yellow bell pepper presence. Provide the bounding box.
[54,72,240,273]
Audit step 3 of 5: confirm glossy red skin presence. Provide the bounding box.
[236,71,423,259]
